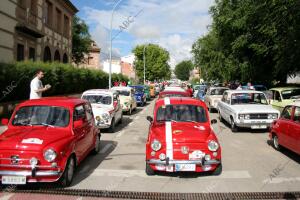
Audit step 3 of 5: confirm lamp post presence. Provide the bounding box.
[109,0,123,89]
[143,44,147,85]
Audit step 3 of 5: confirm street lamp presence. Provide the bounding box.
[143,44,147,85]
[109,0,123,89]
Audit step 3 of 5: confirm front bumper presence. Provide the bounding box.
[147,159,221,165]
[235,119,274,129]
[95,118,112,129]
[0,170,60,177]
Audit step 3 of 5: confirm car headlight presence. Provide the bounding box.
[95,116,101,121]
[44,149,57,162]
[101,113,110,120]
[208,140,219,152]
[239,114,250,120]
[151,139,162,151]
[268,113,278,119]
[30,157,38,166]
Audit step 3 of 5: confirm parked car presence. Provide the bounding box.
[218,90,280,132]
[81,89,123,132]
[0,97,101,187]
[150,84,156,98]
[193,84,207,98]
[111,86,137,115]
[269,87,300,112]
[158,90,190,98]
[269,102,300,155]
[129,85,147,106]
[204,87,228,112]
[145,97,222,175]
[164,86,186,92]
[144,85,151,100]
[155,84,161,95]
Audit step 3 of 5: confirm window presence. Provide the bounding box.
[73,105,86,121]
[82,95,112,105]
[29,47,35,61]
[56,8,62,33]
[43,46,51,62]
[281,106,292,120]
[45,1,53,27]
[274,91,281,101]
[17,44,24,61]
[63,53,68,63]
[294,107,300,122]
[54,50,60,61]
[63,15,70,37]
[84,104,93,121]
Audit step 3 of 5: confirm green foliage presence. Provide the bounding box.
[0,61,128,102]
[174,60,193,81]
[72,15,92,65]
[192,0,300,85]
[191,77,201,85]
[132,44,171,81]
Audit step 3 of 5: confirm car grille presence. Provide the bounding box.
[249,114,268,119]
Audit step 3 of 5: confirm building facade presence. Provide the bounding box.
[102,59,122,74]
[121,54,135,79]
[0,0,78,63]
[79,41,101,70]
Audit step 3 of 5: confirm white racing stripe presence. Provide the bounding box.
[164,97,173,172]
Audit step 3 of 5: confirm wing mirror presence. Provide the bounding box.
[211,119,217,124]
[1,118,9,125]
[146,116,153,123]
[74,119,84,128]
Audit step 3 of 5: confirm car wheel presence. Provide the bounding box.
[273,134,281,151]
[108,118,115,133]
[211,164,222,175]
[92,134,101,154]
[145,163,155,176]
[230,118,238,132]
[59,156,75,187]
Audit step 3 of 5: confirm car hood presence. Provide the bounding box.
[119,96,131,103]
[151,122,210,143]
[91,104,113,114]
[0,127,70,151]
[232,104,279,113]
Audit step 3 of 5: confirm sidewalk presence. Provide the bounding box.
[0,125,7,134]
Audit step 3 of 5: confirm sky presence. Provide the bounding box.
[70,0,214,68]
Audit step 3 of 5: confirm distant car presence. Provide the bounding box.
[193,85,207,98]
[204,87,228,112]
[0,97,101,187]
[269,87,300,112]
[218,90,280,132]
[164,86,186,92]
[269,102,300,155]
[155,84,161,95]
[81,89,123,132]
[158,90,190,98]
[129,85,147,106]
[195,89,206,101]
[242,85,267,92]
[111,86,137,115]
[150,84,156,98]
[144,85,151,100]
[145,97,222,175]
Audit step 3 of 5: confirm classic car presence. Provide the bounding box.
[111,86,137,115]
[269,87,300,112]
[218,90,280,132]
[204,87,228,112]
[164,86,186,92]
[155,84,161,95]
[193,84,207,98]
[81,89,123,132]
[129,85,147,106]
[145,97,222,175]
[144,85,151,100]
[150,84,156,98]
[158,90,190,98]
[0,97,101,187]
[269,102,300,155]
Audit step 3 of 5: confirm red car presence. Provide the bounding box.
[269,102,300,155]
[0,97,101,187]
[145,97,222,175]
[158,91,190,99]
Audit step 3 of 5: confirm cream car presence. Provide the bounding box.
[111,86,137,115]
[204,87,228,112]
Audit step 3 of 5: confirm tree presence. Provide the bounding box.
[72,16,92,65]
[174,60,193,81]
[132,44,171,82]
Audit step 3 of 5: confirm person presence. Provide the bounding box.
[30,70,51,99]
[186,85,193,97]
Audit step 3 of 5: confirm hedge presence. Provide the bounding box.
[0,61,129,103]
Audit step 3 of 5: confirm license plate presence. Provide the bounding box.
[175,164,196,172]
[2,176,26,185]
[251,125,267,129]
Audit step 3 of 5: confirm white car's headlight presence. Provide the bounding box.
[268,113,278,119]
[151,139,162,151]
[102,113,110,120]
[208,140,219,152]
[239,114,250,120]
[44,149,57,162]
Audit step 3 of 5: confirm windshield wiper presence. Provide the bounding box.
[14,122,32,126]
[184,120,199,123]
[31,123,54,128]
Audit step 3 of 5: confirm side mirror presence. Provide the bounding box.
[211,119,217,124]
[74,119,84,128]
[1,118,9,125]
[146,116,153,123]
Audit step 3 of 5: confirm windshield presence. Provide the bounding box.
[210,88,227,95]
[156,104,207,122]
[231,93,268,105]
[12,106,69,127]
[281,89,300,99]
[134,87,144,93]
[82,95,112,105]
[116,90,130,96]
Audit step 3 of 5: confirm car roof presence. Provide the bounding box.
[17,97,87,108]
[111,86,132,91]
[209,87,228,90]
[155,97,206,107]
[226,90,265,94]
[82,89,115,95]
[270,87,300,91]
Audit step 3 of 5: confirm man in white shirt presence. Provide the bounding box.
[30,70,51,99]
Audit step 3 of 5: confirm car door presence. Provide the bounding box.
[289,106,300,154]
[278,106,293,148]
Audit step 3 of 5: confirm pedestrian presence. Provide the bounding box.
[30,70,51,99]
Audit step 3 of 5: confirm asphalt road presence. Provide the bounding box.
[65,98,300,193]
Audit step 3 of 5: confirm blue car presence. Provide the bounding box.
[129,85,147,106]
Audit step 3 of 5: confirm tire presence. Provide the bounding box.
[92,134,101,154]
[272,134,281,151]
[230,118,238,132]
[145,163,155,176]
[108,118,115,133]
[59,156,75,187]
[212,164,222,175]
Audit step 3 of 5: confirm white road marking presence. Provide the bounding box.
[100,143,113,154]
[262,177,300,184]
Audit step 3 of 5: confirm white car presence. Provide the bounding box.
[164,86,186,92]
[81,89,123,132]
[204,87,228,112]
[111,86,137,115]
[218,90,280,132]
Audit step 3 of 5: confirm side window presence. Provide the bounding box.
[73,105,86,121]
[274,91,281,101]
[84,103,93,121]
[281,106,292,120]
[293,107,300,123]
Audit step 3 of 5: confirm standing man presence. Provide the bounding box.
[30,70,51,99]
